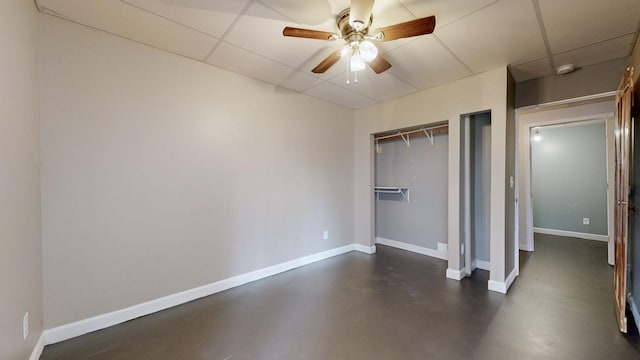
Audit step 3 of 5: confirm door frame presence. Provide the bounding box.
[516,100,615,259]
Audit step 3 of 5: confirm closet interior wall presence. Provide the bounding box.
[470,113,492,270]
[374,128,449,255]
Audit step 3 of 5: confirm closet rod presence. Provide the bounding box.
[374,124,448,141]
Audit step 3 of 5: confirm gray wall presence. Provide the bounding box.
[375,133,448,250]
[471,113,491,263]
[531,122,607,235]
[0,1,43,359]
[40,15,355,328]
[505,73,516,276]
[515,57,628,108]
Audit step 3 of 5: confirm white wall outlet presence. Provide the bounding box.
[323,230,329,240]
[583,217,590,225]
[461,243,465,255]
[23,312,29,340]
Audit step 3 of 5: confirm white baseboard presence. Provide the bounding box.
[488,267,518,294]
[519,243,534,251]
[354,244,377,254]
[533,227,608,242]
[472,259,491,271]
[629,295,640,334]
[505,267,518,291]
[43,243,360,345]
[29,332,45,360]
[375,237,447,260]
[487,280,505,293]
[446,268,465,281]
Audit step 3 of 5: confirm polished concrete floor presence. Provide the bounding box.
[41,234,640,359]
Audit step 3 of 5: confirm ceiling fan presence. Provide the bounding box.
[282,0,436,81]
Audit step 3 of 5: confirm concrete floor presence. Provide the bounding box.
[41,234,640,359]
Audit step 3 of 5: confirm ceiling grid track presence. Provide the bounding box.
[120,0,219,39]
[531,0,556,73]
[255,0,303,25]
[203,0,256,63]
[433,35,474,75]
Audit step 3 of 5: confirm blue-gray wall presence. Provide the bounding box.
[375,133,448,250]
[531,122,607,235]
[471,113,491,263]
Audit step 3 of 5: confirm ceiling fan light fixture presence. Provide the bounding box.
[350,54,366,71]
[360,40,378,62]
[340,44,350,58]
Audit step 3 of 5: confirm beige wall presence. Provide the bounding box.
[0,1,43,359]
[40,15,355,328]
[354,67,512,289]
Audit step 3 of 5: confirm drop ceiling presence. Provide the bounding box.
[35,0,640,109]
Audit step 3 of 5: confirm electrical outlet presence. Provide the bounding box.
[323,230,329,240]
[461,244,465,255]
[23,312,28,340]
[583,217,590,225]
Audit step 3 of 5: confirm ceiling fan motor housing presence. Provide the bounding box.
[338,9,372,43]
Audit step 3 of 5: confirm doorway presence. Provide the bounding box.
[462,112,491,276]
[517,100,615,264]
[530,120,609,244]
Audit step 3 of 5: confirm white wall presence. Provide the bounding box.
[354,67,513,290]
[0,1,43,359]
[40,15,355,328]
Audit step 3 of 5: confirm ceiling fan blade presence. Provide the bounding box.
[368,53,392,74]
[312,50,342,73]
[350,0,374,29]
[376,15,436,42]
[283,27,337,40]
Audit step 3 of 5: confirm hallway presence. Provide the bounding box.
[41,235,640,359]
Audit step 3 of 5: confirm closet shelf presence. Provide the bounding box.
[374,186,410,202]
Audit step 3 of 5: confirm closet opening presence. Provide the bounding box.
[373,122,449,261]
[461,112,492,276]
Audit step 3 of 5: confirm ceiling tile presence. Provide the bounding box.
[329,68,418,102]
[435,0,547,73]
[386,36,472,89]
[207,41,320,92]
[538,0,640,53]
[38,0,217,60]
[36,0,640,108]
[278,70,325,92]
[509,58,553,82]
[401,0,497,28]
[369,0,423,53]
[327,0,351,14]
[122,0,250,38]
[225,2,339,69]
[304,82,378,109]
[261,0,334,26]
[553,34,636,69]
